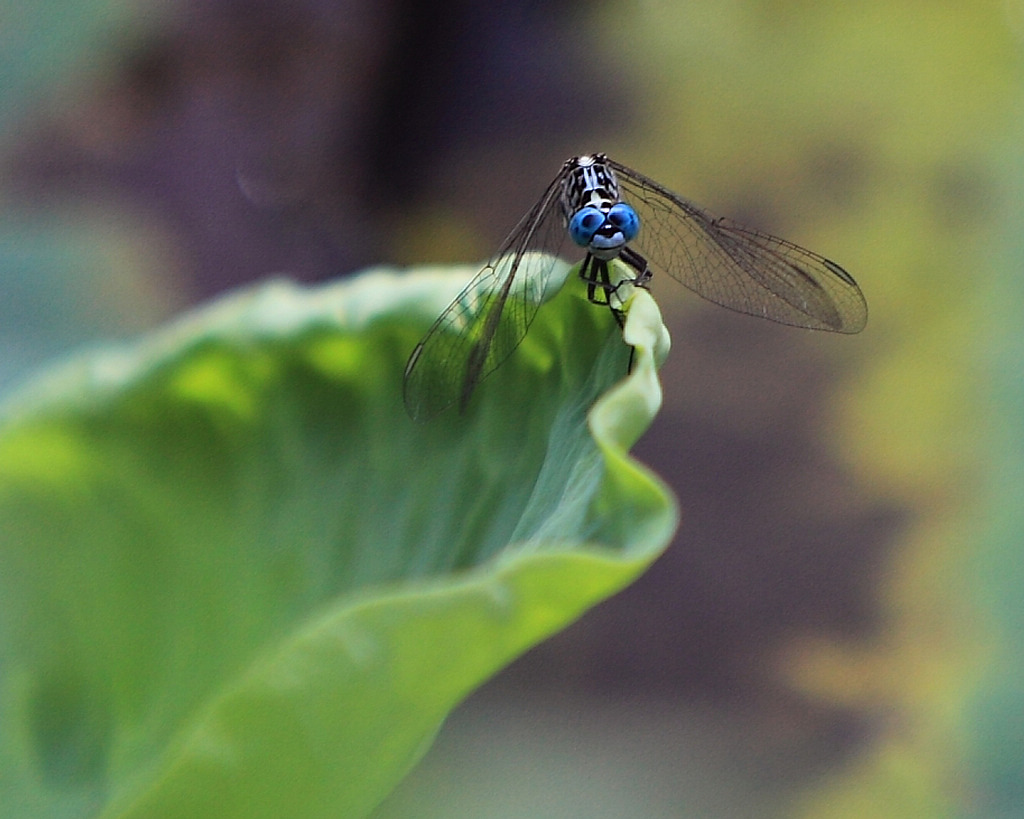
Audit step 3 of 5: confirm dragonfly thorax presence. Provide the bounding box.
[562,155,640,260]
[560,155,620,214]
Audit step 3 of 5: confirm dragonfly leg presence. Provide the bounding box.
[579,254,609,305]
[607,250,652,372]
[579,255,635,370]
[584,246,653,313]
[579,256,621,305]
[619,246,653,289]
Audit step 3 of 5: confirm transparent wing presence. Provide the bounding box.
[403,170,574,422]
[607,159,867,333]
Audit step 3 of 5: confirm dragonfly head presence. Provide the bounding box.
[568,202,640,260]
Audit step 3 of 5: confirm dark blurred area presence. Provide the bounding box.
[4,0,618,294]
[1,0,912,812]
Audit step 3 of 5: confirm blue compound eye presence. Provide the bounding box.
[568,206,605,247]
[607,203,640,242]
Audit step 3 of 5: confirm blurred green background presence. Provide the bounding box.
[1,0,1020,815]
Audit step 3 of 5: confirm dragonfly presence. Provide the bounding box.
[403,153,867,422]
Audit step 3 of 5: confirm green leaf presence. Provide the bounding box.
[0,261,677,818]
